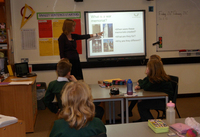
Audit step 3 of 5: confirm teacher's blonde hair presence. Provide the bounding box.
[59,81,95,130]
[62,19,76,35]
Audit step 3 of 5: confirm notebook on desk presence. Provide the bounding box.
[15,62,37,77]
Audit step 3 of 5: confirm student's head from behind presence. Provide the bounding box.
[62,19,76,35]
[149,54,162,61]
[146,54,163,74]
[59,81,95,130]
[146,59,170,83]
[57,60,72,77]
[61,58,70,63]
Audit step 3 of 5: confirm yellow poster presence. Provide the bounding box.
[52,20,63,55]
[52,19,64,38]
[53,38,59,55]
[39,38,53,56]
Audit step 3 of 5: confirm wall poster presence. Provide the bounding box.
[37,12,81,56]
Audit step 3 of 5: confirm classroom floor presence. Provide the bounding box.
[26,97,200,137]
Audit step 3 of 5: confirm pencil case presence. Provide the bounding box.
[170,123,192,134]
[112,80,126,85]
[148,119,169,133]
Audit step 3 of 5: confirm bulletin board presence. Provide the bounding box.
[37,12,82,56]
[156,0,200,51]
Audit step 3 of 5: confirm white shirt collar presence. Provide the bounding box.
[57,77,69,82]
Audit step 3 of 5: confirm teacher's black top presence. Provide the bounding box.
[58,33,90,60]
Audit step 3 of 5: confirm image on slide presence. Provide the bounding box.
[103,39,113,52]
[103,23,113,38]
[92,40,102,53]
[92,24,101,34]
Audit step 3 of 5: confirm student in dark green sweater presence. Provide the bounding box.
[136,59,173,122]
[118,54,164,117]
[44,59,77,114]
[44,59,105,120]
[50,81,106,137]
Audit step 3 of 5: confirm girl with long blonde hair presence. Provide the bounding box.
[50,81,106,137]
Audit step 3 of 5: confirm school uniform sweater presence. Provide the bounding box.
[50,117,107,137]
[138,76,173,101]
[44,77,69,113]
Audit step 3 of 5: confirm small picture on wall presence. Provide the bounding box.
[0,23,7,43]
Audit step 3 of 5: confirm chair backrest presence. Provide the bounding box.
[168,75,179,104]
[92,133,107,137]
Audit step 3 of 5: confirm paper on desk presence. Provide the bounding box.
[9,81,32,85]
[124,93,138,97]
[0,114,18,128]
[11,78,32,81]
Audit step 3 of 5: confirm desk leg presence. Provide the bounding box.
[113,101,115,124]
[126,99,129,123]
[109,102,111,124]
[121,99,124,123]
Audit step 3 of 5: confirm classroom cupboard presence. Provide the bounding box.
[0,76,37,132]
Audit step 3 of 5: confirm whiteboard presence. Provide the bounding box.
[156,0,200,51]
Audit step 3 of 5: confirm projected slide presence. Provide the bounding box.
[85,10,146,60]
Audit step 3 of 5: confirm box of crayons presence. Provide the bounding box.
[148,119,169,133]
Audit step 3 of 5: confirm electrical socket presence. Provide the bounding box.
[21,58,29,62]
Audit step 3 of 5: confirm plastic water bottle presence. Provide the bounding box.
[166,101,175,125]
[127,79,133,95]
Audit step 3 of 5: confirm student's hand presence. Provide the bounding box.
[134,85,141,90]
[56,109,61,115]
[69,75,77,82]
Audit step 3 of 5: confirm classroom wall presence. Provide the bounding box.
[10,0,200,94]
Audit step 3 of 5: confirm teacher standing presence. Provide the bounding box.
[58,19,103,80]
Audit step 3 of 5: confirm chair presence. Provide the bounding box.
[155,75,181,119]
[36,82,47,110]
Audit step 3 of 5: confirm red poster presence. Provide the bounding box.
[72,19,82,54]
[38,20,52,38]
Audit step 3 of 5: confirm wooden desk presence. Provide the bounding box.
[106,117,200,137]
[0,76,37,132]
[0,120,26,137]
